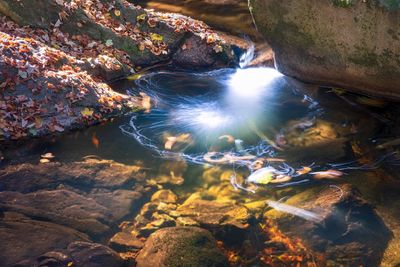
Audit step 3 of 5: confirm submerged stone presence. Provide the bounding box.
[136,227,229,267]
[109,232,145,251]
[264,184,392,266]
[151,189,178,204]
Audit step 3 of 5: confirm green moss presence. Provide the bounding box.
[349,45,400,72]
[332,0,353,7]
[162,230,227,267]
[349,45,379,67]
[378,0,400,10]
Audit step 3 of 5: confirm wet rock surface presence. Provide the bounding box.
[136,227,229,267]
[135,0,261,40]
[265,184,392,266]
[0,158,153,266]
[0,212,88,267]
[249,0,400,99]
[0,0,237,142]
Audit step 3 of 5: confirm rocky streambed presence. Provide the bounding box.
[1,0,400,267]
[1,67,400,266]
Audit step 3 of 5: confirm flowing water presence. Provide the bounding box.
[2,67,400,266]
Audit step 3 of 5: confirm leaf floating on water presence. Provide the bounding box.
[165,136,177,150]
[164,133,191,150]
[41,152,55,159]
[218,135,235,143]
[92,133,100,149]
[127,73,142,81]
[311,170,343,180]
[247,167,275,185]
[40,158,50,164]
[296,166,312,175]
[139,92,151,113]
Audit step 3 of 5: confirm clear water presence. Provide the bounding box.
[2,67,400,266]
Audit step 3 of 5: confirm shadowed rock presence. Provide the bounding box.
[265,184,392,266]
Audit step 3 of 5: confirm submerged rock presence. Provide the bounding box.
[67,241,125,267]
[151,189,178,204]
[0,189,111,236]
[0,157,154,265]
[176,198,252,243]
[0,212,88,267]
[136,227,229,267]
[249,0,400,99]
[109,231,145,251]
[265,184,392,266]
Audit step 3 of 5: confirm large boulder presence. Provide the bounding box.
[249,0,400,99]
[136,227,228,267]
[0,0,235,70]
[135,0,262,40]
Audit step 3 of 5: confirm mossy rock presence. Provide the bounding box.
[136,227,228,267]
[249,0,400,99]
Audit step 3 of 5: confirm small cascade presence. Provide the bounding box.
[239,39,255,68]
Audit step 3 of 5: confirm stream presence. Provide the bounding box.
[1,66,400,266]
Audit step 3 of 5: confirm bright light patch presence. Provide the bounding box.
[227,67,283,98]
[171,104,232,131]
[195,110,230,128]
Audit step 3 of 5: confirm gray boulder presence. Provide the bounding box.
[249,0,400,99]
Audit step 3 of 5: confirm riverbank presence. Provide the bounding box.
[0,0,238,142]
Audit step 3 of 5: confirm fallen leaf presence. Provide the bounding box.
[35,117,43,128]
[41,152,55,159]
[296,166,312,175]
[127,73,142,81]
[165,136,177,150]
[81,107,94,117]
[150,33,163,42]
[40,158,50,164]
[136,13,146,22]
[139,92,151,113]
[311,170,343,180]
[54,125,64,132]
[105,39,113,47]
[92,132,100,149]
[164,133,191,150]
[18,70,28,79]
[219,135,235,143]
